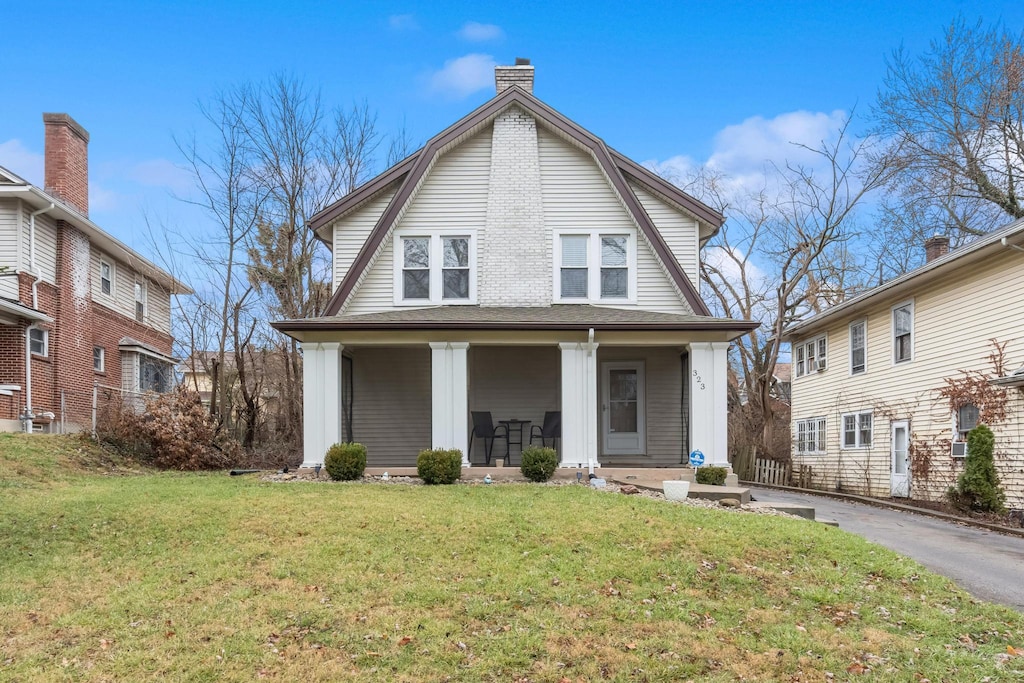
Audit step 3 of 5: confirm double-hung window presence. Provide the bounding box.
[849,320,866,374]
[795,417,827,454]
[956,403,979,442]
[93,346,105,373]
[99,258,114,297]
[29,328,48,357]
[395,231,476,305]
[893,301,913,363]
[555,231,635,302]
[794,335,827,377]
[841,411,872,448]
[135,281,147,322]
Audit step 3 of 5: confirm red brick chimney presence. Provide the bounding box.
[924,235,950,263]
[43,113,90,216]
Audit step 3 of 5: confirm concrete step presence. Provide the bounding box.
[747,501,816,520]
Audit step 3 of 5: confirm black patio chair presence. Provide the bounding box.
[530,411,561,451]
[468,411,508,465]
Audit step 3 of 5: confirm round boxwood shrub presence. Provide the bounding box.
[695,465,728,486]
[324,442,367,481]
[520,446,558,482]
[417,448,463,485]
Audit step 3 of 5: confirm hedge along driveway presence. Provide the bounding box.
[2,471,1024,681]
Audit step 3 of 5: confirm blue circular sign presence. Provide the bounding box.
[689,449,705,467]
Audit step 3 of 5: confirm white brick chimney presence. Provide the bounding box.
[495,57,534,94]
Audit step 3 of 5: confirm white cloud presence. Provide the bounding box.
[388,14,418,31]
[457,21,504,42]
[128,158,193,194]
[426,53,496,99]
[703,244,767,284]
[0,139,44,185]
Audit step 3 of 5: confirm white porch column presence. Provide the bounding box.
[301,341,343,467]
[430,342,470,466]
[560,342,599,469]
[689,341,730,465]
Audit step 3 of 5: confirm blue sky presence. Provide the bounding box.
[2,0,1021,259]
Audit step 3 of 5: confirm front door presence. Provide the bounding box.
[602,361,645,455]
[891,420,910,497]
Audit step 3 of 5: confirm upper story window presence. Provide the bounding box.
[393,230,476,305]
[29,327,48,357]
[849,320,866,375]
[794,335,827,377]
[892,301,913,363]
[135,281,147,322]
[842,410,873,448]
[99,258,114,297]
[554,230,635,303]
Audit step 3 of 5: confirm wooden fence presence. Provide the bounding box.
[752,458,814,487]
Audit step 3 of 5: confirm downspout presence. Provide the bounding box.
[587,328,596,475]
[22,324,35,432]
[29,203,55,309]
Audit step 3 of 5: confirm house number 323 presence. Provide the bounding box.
[692,369,705,390]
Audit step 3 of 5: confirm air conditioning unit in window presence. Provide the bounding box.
[816,358,827,372]
[951,442,967,458]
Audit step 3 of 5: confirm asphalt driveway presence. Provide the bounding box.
[749,487,1024,612]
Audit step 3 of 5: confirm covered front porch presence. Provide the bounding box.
[299,331,732,471]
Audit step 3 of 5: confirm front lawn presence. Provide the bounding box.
[2,434,1022,681]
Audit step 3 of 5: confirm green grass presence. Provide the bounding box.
[2,435,1023,681]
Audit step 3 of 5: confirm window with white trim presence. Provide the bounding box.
[135,280,147,322]
[394,231,476,305]
[29,328,48,357]
[849,320,866,374]
[893,302,913,363]
[99,258,114,297]
[841,411,873,448]
[93,346,105,373]
[956,403,979,442]
[795,417,827,454]
[794,335,827,377]
[554,231,635,302]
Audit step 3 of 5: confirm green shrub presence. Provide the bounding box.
[695,466,728,486]
[324,442,367,481]
[417,448,463,485]
[949,425,1005,513]
[520,446,558,482]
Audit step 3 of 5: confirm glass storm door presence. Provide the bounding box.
[891,421,910,497]
[602,361,645,455]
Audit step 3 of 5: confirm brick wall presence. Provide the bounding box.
[478,105,549,306]
[495,64,535,94]
[43,113,90,216]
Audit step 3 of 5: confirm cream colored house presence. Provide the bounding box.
[785,222,1024,512]
[273,61,755,469]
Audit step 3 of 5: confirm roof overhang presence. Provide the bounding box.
[0,297,53,325]
[118,337,179,365]
[784,217,1024,340]
[0,184,193,295]
[990,369,1024,389]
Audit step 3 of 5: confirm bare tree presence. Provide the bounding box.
[872,17,1024,262]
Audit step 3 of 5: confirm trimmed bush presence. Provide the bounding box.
[324,442,367,481]
[949,425,1006,513]
[695,465,728,486]
[417,448,463,485]
[520,446,558,482]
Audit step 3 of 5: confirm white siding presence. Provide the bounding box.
[90,248,171,334]
[0,199,19,300]
[346,127,492,314]
[332,187,397,291]
[537,126,688,313]
[21,210,57,284]
[790,248,1024,509]
[630,182,700,290]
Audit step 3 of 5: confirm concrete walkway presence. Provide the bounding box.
[749,487,1024,612]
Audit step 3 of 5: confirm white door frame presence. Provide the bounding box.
[601,360,645,455]
[891,420,910,497]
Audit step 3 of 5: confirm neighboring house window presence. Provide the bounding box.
[100,258,114,297]
[849,320,866,374]
[94,346,105,373]
[794,335,827,377]
[795,417,827,454]
[394,231,476,304]
[554,231,635,302]
[139,356,172,393]
[29,328,48,356]
[956,403,979,442]
[842,411,873,448]
[893,302,913,363]
[135,281,147,322]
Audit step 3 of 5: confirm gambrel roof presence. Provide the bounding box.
[310,85,724,318]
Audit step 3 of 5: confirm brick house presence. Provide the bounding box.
[0,113,191,432]
[272,61,756,469]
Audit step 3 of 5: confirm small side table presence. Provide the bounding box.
[499,419,531,462]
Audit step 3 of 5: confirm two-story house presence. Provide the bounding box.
[273,61,756,470]
[785,225,1024,513]
[0,113,191,432]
